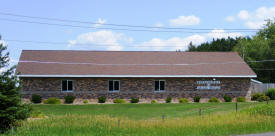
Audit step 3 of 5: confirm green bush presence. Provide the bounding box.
[165,96,172,103]
[208,97,220,103]
[266,88,275,100]
[257,95,270,102]
[31,94,42,104]
[98,96,106,103]
[64,95,76,104]
[223,95,232,102]
[43,97,61,104]
[236,96,246,102]
[193,96,200,102]
[30,110,45,118]
[83,99,88,104]
[179,98,189,103]
[113,98,126,104]
[151,100,157,104]
[130,97,139,103]
[251,93,264,101]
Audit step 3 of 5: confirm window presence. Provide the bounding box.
[155,80,165,91]
[62,80,73,91]
[109,80,120,91]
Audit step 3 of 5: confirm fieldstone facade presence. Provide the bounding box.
[21,77,251,100]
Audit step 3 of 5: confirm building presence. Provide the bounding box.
[16,50,256,101]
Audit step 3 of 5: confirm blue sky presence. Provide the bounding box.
[0,0,275,66]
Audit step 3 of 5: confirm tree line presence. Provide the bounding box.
[187,20,275,83]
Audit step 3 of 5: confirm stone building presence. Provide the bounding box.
[16,50,256,101]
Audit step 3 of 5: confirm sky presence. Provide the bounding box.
[0,0,275,66]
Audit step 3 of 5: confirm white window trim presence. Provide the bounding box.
[154,80,166,92]
[108,80,120,92]
[61,80,74,92]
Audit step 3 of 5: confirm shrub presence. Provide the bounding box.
[30,110,45,118]
[64,95,76,104]
[193,96,200,102]
[179,98,189,103]
[113,98,126,104]
[43,97,61,104]
[83,99,88,104]
[266,88,275,100]
[130,97,139,103]
[165,96,172,103]
[98,96,106,103]
[208,97,220,103]
[236,96,246,102]
[257,95,270,102]
[223,95,232,102]
[251,93,264,101]
[151,100,157,104]
[31,94,42,104]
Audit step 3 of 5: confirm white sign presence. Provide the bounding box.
[196,80,221,90]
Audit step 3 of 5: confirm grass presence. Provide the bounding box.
[6,113,275,136]
[3,101,275,136]
[31,102,266,120]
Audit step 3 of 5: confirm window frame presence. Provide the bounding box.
[108,80,120,92]
[61,80,74,92]
[154,80,166,92]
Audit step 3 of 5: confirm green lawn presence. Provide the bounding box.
[32,102,264,119]
[3,102,275,136]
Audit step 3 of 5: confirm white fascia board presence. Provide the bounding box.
[18,74,257,78]
[251,79,262,84]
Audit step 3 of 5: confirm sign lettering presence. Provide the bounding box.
[196,80,221,90]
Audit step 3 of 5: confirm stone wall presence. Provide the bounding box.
[20,77,251,100]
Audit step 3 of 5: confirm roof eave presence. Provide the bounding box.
[17,74,257,78]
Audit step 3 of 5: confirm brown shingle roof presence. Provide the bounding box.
[16,50,256,77]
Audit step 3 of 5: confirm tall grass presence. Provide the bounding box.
[4,112,275,136]
[3,103,275,136]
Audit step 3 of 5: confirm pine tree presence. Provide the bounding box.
[0,36,31,133]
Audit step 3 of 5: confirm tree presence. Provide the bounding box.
[187,19,275,83]
[187,37,240,52]
[0,36,31,133]
[187,42,196,51]
[233,20,275,82]
[257,19,275,39]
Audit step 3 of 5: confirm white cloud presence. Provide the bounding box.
[238,10,250,20]
[93,18,106,27]
[225,16,235,22]
[135,34,206,51]
[206,29,242,39]
[69,29,243,51]
[155,23,164,28]
[134,29,242,51]
[136,38,167,51]
[169,35,206,51]
[234,6,275,29]
[169,15,200,26]
[68,30,133,51]
[255,7,275,20]
[245,21,266,29]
